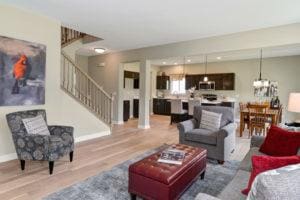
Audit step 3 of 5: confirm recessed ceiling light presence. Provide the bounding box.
[94,48,106,54]
[187,59,191,63]
[217,56,222,60]
[162,62,166,65]
[174,62,178,65]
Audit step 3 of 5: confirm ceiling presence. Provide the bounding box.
[150,44,300,66]
[2,0,300,56]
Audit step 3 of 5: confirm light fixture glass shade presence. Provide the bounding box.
[203,76,208,82]
[253,79,269,88]
[288,93,300,113]
[94,48,106,54]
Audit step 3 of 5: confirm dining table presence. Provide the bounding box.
[239,108,279,137]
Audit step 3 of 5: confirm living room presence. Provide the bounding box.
[0,1,300,200]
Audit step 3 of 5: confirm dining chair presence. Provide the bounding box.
[247,104,269,137]
[188,98,202,116]
[170,99,188,124]
[239,102,250,134]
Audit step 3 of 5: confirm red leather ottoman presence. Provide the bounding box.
[128,144,207,200]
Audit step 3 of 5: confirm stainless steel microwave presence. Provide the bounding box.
[199,81,215,90]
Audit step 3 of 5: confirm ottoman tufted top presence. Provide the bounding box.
[129,144,207,184]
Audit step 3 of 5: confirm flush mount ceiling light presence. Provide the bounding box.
[187,59,191,63]
[174,62,178,65]
[217,56,222,60]
[162,61,166,65]
[94,48,106,54]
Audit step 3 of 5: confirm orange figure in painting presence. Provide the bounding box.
[12,54,27,94]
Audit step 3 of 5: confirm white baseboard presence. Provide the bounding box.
[74,130,110,143]
[138,124,150,129]
[0,131,111,163]
[112,120,124,125]
[0,153,17,163]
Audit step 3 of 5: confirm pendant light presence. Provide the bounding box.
[253,49,269,88]
[203,55,208,82]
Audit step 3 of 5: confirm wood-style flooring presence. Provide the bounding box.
[0,115,250,200]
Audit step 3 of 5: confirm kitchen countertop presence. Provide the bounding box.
[153,97,235,103]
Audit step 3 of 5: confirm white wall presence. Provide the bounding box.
[0,4,110,161]
[156,55,300,121]
[62,39,89,73]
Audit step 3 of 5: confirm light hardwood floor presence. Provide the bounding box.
[0,115,250,200]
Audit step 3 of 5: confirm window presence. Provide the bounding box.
[170,77,186,94]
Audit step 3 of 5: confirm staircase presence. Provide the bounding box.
[60,27,114,129]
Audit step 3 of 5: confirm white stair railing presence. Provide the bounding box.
[61,51,114,129]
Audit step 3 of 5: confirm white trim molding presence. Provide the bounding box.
[0,130,111,163]
[138,124,150,129]
[112,120,124,125]
[74,130,110,143]
[0,153,18,163]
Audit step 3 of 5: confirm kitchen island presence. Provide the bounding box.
[152,97,235,116]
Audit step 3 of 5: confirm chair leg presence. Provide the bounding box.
[69,151,74,162]
[20,160,25,170]
[200,170,206,180]
[170,115,172,125]
[49,161,54,175]
[130,193,136,200]
[217,160,224,165]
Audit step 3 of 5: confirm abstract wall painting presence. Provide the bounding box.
[0,35,46,106]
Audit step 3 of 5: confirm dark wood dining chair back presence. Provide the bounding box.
[247,104,269,137]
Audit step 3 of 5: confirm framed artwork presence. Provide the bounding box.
[267,81,278,97]
[0,35,46,106]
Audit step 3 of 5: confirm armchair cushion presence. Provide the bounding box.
[185,129,217,145]
[193,106,234,128]
[200,110,222,131]
[22,115,50,135]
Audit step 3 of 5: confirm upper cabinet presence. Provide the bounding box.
[124,70,140,89]
[156,75,170,90]
[185,73,235,90]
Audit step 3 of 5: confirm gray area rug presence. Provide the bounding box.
[45,147,240,200]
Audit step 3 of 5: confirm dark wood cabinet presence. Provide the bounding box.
[133,99,139,118]
[153,98,171,115]
[123,100,130,122]
[156,76,169,90]
[222,73,235,90]
[133,78,139,89]
[220,101,235,108]
[124,71,140,89]
[185,73,235,90]
[185,74,202,90]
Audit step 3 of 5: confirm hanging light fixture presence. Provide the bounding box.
[203,55,208,82]
[253,49,269,88]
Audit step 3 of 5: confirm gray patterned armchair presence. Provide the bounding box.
[6,109,74,174]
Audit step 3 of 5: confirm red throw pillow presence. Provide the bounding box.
[259,125,300,156]
[242,155,300,195]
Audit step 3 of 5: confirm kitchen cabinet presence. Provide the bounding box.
[123,100,130,122]
[156,76,170,90]
[133,99,139,118]
[185,73,235,90]
[133,78,139,89]
[186,75,199,90]
[124,71,140,89]
[220,101,235,108]
[153,98,171,115]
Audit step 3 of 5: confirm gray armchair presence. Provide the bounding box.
[6,109,74,174]
[177,106,236,164]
